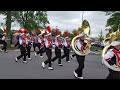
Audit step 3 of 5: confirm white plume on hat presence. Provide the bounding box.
[78,32,84,37]
[111,41,120,46]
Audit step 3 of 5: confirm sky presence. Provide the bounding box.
[0,11,110,37]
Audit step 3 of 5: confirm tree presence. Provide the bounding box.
[104,11,120,32]
[0,28,3,34]
[0,11,13,39]
[98,30,104,42]
[69,32,74,39]
[13,11,49,33]
[51,29,56,37]
[72,29,77,34]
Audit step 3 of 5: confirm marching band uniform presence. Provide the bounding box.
[73,32,86,79]
[26,33,32,60]
[52,29,63,66]
[61,31,71,62]
[32,34,38,52]
[34,29,45,58]
[0,29,7,53]
[42,26,54,70]
[103,41,120,79]
[15,33,27,63]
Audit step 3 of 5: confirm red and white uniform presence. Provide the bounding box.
[104,49,120,66]
[63,38,71,49]
[2,35,6,42]
[39,37,45,49]
[38,37,44,44]
[44,38,53,49]
[54,37,63,49]
[26,36,32,47]
[19,35,27,47]
[76,40,86,52]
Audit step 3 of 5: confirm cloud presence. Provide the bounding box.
[47,11,110,37]
[0,11,110,38]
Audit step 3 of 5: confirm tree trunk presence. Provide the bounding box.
[24,11,28,29]
[6,11,11,46]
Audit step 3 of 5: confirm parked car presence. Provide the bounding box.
[100,42,104,49]
[91,42,101,47]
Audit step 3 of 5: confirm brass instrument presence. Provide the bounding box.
[71,20,92,56]
[102,27,120,71]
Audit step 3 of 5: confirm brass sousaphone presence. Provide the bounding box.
[71,20,92,56]
[102,27,120,71]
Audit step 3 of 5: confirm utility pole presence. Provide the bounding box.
[82,11,84,22]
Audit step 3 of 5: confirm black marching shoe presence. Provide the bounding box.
[0,49,2,52]
[77,77,83,79]
[70,55,73,59]
[40,56,43,58]
[73,71,78,78]
[34,53,37,57]
[42,62,45,68]
[58,64,63,66]
[4,51,8,53]
[67,61,70,63]
[23,61,27,63]
[28,58,32,60]
[48,67,54,70]
[15,57,18,62]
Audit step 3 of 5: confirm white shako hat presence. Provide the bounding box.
[111,41,120,46]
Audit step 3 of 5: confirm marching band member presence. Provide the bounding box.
[25,32,32,60]
[14,29,22,48]
[52,29,63,66]
[15,33,27,63]
[32,33,38,52]
[34,29,44,58]
[61,31,71,62]
[73,32,89,79]
[0,28,8,53]
[103,41,120,79]
[70,31,79,59]
[42,26,54,70]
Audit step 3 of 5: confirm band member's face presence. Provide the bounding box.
[57,36,60,39]
[114,45,120,50]
[48,35,52,39]
[80,36,85,41]
[66,37,69,40]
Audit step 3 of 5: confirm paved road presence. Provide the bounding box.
[0,50,108,79]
